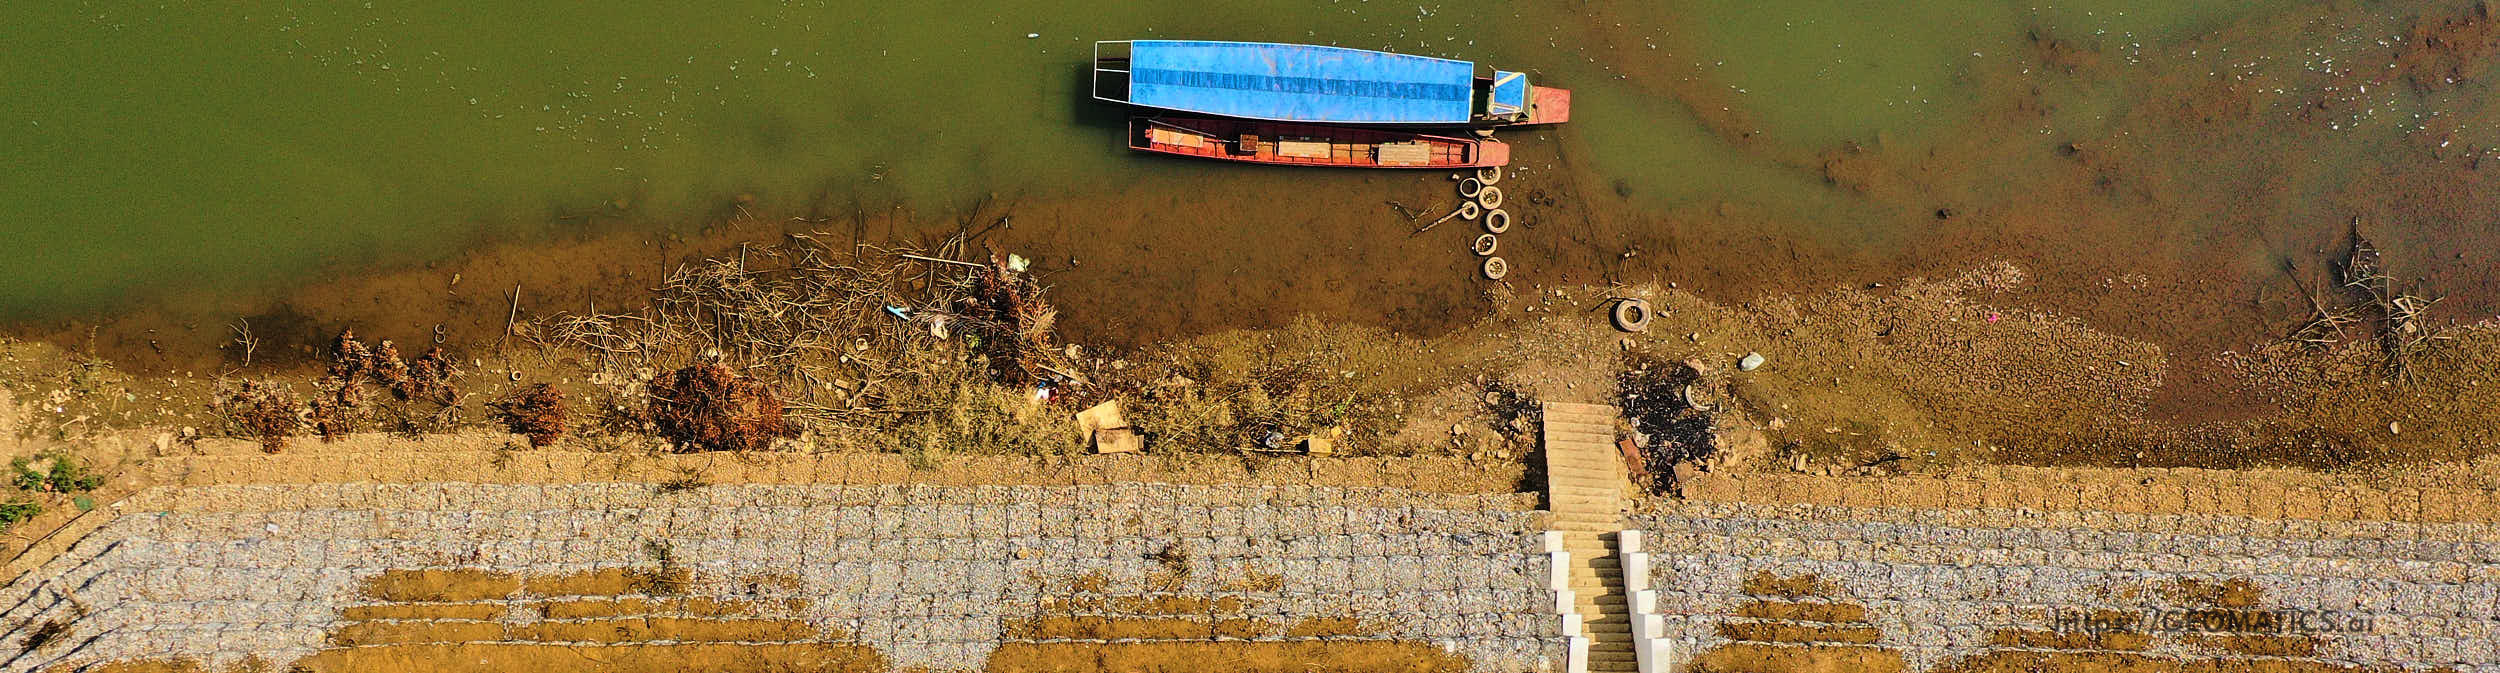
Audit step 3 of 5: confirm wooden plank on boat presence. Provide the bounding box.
[1148,128,1206,148]
[1378,141,1433,165]
[1277,140,1331,158]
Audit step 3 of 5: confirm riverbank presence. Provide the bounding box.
[10,256,2500,488]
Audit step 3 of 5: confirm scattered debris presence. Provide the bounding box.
[1300,426,1341,456]
[1411,201,1482,235]
[1618,353,1717,495]
[1076,400,1141,454]
[1738,352,1767,371]
[1610,298,1655,332]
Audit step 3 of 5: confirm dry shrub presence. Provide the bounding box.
[490,383,568,448]
[529,236,1091,456]
[312,330,464,439]
[1113,317,1421,454]
[212,380,302,453]
[873,347,1080,459]
[308,383,356,441]
[647,362,794,452]
[398,346,461,403]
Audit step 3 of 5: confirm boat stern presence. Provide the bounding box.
[1473,140,1512,167]
[1528,86,1571,125]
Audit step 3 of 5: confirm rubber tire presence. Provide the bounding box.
[1611,298,1654,332]
[1483,209,1511,234]
[1458,177,1483,198]
[1482,256,1508,280]
[1477,166,1502,185]
[1459,202,1483,221]
[1473,233,1499,256]
[1477,185,1504,209]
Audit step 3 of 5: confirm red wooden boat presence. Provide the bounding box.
[1128,116,1509,168]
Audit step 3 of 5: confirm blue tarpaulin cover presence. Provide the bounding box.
[1124,40,1476,124]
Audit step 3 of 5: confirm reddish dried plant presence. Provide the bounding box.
[401,346,460,403]
[328,329,373,382]
[647,362,793,452]
[322,330,462,423]
[491,383,568,448]
[368,339,412,392]
[215,380,302,453]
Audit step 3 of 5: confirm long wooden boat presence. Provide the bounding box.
[1094,40,1570,127]
[1129,116,1509,168]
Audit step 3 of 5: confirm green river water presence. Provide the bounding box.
[3,1,2485,336]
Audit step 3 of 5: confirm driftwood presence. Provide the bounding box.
[527,232,1081,427]
[2287,218,2453,382]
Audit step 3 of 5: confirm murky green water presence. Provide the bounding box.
[3,0,2487,334]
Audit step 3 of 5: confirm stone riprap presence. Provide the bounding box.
[1637,500,2500,673]
[0,483,1561,672]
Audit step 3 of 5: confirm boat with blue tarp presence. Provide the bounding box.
[1092,40,1569,127]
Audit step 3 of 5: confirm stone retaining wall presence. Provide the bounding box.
[1637,501,2500,673]
[0,483,1562,672]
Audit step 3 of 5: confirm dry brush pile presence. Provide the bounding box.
[201,233,1428,458]
[527,234,1088,455]
[210,329,465,452]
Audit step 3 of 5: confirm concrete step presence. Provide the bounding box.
[1542,434,1616,448]
[1548,419,1621,430]
[1545,422,1620,435]
[1547,479,1625,492]
[1546,466,1626,479]
[1545,466,1625,478]
[1574,601,1628,614]
[1543,414,1616,426]
[1546,453,1623,465]
[1542,401,1618,414]
[1569,584,1627,598]
[1572,581,1628,592]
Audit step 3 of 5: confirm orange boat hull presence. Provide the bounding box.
[1129,116,1510,169]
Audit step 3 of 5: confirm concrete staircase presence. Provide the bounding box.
[1541,401,1638,672]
